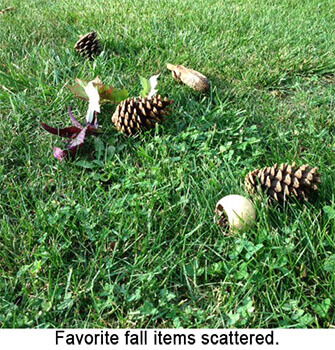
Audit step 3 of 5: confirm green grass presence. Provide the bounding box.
[1,0,335,328]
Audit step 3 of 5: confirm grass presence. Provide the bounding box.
[1,0,335,328]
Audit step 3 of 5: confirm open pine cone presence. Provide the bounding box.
[245,162,321,202]
[112,95,174,136]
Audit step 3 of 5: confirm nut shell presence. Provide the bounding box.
[215,195,256,231]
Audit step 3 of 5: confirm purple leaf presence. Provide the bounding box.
[41,123,61,135]
[41,123,82,137]
[67,126,87,151]
[68,107,83,129]
[42,106,100,162]
[54,147,67,161]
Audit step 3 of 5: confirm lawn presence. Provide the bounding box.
[1,0,335,328]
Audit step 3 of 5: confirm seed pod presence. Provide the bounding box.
[215,195,256,232]
[167,63,210,92]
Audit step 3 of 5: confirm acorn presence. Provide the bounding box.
[167,63,210,92]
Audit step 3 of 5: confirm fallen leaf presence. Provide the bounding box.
[67,77,128,104]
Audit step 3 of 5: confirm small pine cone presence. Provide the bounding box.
[245,162,321,202]
[112,95,174,136]
[74,32,101,60]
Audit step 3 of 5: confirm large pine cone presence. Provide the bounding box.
[74,32,101,60]
[245,162,321,202]
[112,95,174,136]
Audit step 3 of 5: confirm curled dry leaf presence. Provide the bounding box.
[167,63,210,92]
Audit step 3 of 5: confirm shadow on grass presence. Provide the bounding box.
[103,39,143,58]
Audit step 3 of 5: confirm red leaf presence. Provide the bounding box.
[87,124,99,135]
[41,123,82,137]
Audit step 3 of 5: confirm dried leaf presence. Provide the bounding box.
[167,63,210,92]
[85,81,100,124]
[0,7,14,15]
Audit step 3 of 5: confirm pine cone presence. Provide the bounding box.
[245,162,321,202]
[74,32,101,60]
[112,95,174,136]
